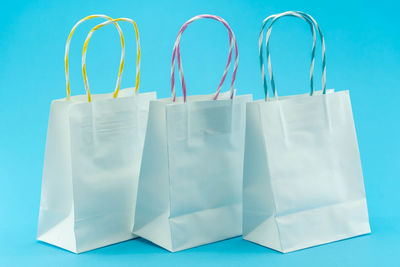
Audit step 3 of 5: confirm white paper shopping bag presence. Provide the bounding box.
[133,15,252,252]
[37,16,156,253]
[242,11,371,253]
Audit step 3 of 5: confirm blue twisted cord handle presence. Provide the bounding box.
[259,11,326,100]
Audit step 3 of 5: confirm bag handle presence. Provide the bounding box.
[260,11,326,100]
[171,14,238,103]
[82,18,141,102]
[65,15,124,100]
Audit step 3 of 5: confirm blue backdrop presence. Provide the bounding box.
[0,0,399,266]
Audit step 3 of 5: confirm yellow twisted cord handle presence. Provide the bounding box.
[82,18,141,102]
[65,14,125,100]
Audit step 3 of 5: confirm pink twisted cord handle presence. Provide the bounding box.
[171,14,238,102]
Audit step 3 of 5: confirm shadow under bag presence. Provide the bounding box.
[133,15,252,252]
[37,15,156,253]
[242,11,371,253]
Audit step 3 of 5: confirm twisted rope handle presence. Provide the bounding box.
[295,11,327,95]
[171,14,238,102]
[65,14,124,99]
[259,11,326,100]
[82,18,141,102]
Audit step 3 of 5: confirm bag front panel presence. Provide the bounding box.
[261,91,367,217]
[68,95,148,252]
[165,95,251,249]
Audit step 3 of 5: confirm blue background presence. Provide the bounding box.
[0,0,399,266]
